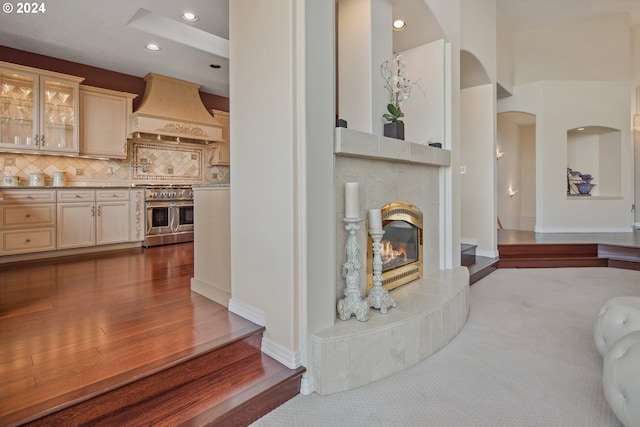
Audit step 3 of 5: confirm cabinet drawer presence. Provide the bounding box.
[96,189,129,201]
[0,190,56,203]
[1,204,56,228]
[57,189,95,202]
[2,228,56,254]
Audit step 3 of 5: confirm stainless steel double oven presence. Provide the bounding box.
[144,185,194,247]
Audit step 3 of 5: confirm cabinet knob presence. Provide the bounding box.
[25,239,31,243]
[76,194,81,198]
[25,213,31,218]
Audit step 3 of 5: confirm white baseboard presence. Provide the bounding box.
[476,249,499,258]
[534,226,634,233]
[190,278,230,307]
[299,372,315,395]
[261,336,302,370]
[228,298,266,326]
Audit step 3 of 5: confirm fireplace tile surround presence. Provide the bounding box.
[310,128,468,395]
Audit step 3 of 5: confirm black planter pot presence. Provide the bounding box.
[384,121,405,140]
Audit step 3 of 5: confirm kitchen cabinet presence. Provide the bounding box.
[95,189,130,245]
[57,189,130,249]
[209,109,230,165]
[80,85,136,159]
[129,188,145,242]
[0,189,56,255]
[0,61,84,154]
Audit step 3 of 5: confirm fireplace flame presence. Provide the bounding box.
[381,240,407,265]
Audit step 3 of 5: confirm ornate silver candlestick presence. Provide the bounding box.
[367,229,396,313]
[337,218,369,322]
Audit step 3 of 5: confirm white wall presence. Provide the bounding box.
[337,0,392,135]
[496,116,521,230]
[422,0,462,268]
[460,0,496,81]
[461,84,497,256]
[401,40,445,144]
[229,1,336,374]
[229,0,299,364]
[515,14,631,84]
[499,81,633,232]
[496,8,514,95]
[519,125,536,230]
[631,24,640,226]
[459,0,497,257]
[303,0,337,378]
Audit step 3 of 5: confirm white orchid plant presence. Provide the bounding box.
[380,52,424,123]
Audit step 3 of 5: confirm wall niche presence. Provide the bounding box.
[566,126,621,197]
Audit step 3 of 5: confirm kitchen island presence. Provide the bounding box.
[190,184,231,307]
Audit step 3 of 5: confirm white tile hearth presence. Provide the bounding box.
[312,267,469,395]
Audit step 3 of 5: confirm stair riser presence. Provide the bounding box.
[497,258,608,268]
[26,333,264,426]
[498,244,599,259]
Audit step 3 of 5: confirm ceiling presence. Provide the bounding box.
[0,0,638,98]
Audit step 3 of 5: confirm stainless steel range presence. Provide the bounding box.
[144,185,194,247]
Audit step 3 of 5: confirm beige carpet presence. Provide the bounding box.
[251,267,640,426]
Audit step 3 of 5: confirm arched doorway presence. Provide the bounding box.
[496,111,536,231]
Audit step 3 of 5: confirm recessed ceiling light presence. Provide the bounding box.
[182,12,198,22]
[578,127,585,131]
[146,43,161,51]
[393,19,406,31]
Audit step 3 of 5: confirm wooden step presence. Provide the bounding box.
[21,327,305,427]
[497,242,640,269]
[497,243,606,268]
[498,243,599,259]
[599,244,640,271]
[497,257,607,268]
[461,243,477,267]
[468,256,498,285]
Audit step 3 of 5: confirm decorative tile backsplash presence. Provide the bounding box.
[132,142,203,181]
[0,141,229,186]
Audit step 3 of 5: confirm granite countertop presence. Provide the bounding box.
[192,183,230,188]
[0,185,134,189]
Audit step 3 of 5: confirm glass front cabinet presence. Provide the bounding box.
[0,61,84,154]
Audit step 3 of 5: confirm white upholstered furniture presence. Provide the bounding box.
[594,296,640,357]
[595,296,640,427]
[603,331,640,427]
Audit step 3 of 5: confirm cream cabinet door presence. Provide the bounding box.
[96,200,130,245]
[57,202,95,248]
[0,61,83,155]
[79,85,136,158]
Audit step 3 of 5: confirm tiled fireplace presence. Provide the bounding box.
[310,128,469,396]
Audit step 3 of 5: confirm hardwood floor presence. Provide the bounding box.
[0,243,301,426]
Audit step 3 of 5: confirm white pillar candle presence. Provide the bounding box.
[345,182,360,218]
[368,209,382,232]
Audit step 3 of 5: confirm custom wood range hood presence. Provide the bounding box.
[129,73,222,144]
